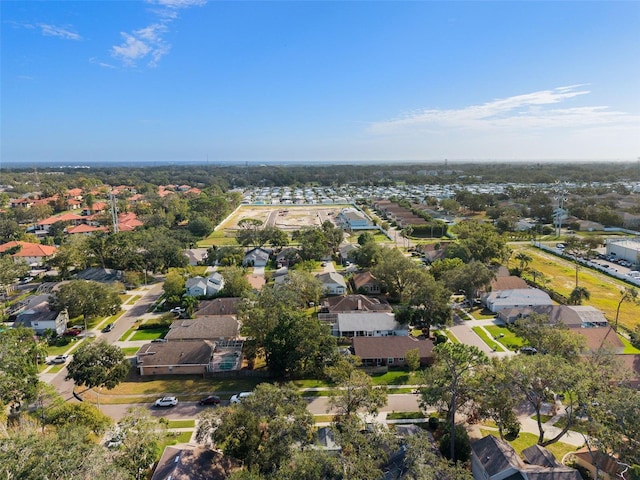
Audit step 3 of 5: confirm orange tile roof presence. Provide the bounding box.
[37,213,84,225]
[66,224,107,234]
[0,241,58,257]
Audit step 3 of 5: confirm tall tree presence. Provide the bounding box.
[568,286,590,305]
[220,265,252,297]
[49,280,122,332]
[371,247,418,298]
[420,343,487,461]
[0,327,42,410]
[615,287,638,332]
[325,356,387,422]
[444,260,495,305]
[66,341,130,393]
[196,383,314,476]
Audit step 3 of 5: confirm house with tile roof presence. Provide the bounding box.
[0,241,58,266]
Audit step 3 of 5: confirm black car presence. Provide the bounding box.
[520,346,538,355]
[102,323,114,332]
[199,395,221,406]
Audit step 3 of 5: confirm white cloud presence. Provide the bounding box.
[89,57,116,69]
[38,23,81,40]
[370,86,639,134]
[367,86,640,160]
[109,0,205,67]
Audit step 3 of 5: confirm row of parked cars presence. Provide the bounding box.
[152,391,253,408]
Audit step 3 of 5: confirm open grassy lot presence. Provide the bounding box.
[121,347,141,356]
[472,327,505,352]
[515,246,640,331]
[479,429,581,460]
[167,419,196,429]
[619,335,640,354]
[484,325,526,351]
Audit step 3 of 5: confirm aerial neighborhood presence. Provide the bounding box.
[1,163,640,480]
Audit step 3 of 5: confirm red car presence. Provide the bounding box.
[198,395,221,406]
[63,328,82,336]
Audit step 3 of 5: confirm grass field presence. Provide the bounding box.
[515,246,640,331]
[129,328,167,341]
[472,326,505,352]
[167,419,196,429]
[619,335,640,354]
[387,411,425,420]
[121,347,140,356]
[484,325,526,351]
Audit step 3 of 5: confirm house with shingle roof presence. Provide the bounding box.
[151,446,240,480]
[483,288,553,313]
[333,312,407,338]
[165,316,239,341]
[471,435,582,480]
[15,301,68,335]
[136,340,215,375]
[316,271,347,295]
[195,297,241,316]
[352,336,434,367]
[351,271,381,294]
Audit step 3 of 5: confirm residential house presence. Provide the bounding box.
[568,448,622,480]
[117,212,143,231]
[351,271,381,294]
[242,247,271,267]
[351,336,434,367]
[498,305,624,354]
[0,241,58,267]
[165,316,239,341]
[65,223,107,236]
[206,272,225,296]
[316,271,347,295]
[136,340,215,375]
[195,297,241,316]
[81,202,108,216]
[318,294,392,323]
[336,207,372,230]
[471,435,582,480]
[15,301,68,336]
[276,247,300,267]
[333,312,408,337]
[34,213,84,236]
[338,243,358,264]
[74,267,124,284]
[186,277,207,297]
[151,446,240,480]
[483,288,553,313]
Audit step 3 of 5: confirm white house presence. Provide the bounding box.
[205,272,225,296]
[186,277,208,297]
[316,272,347,295]
[242,247,271,267]
[16,301,69,335]
[333,312,408,337]
[483,288,553,313]
[336,207,372,230]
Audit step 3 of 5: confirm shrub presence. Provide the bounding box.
[438,425,471,462]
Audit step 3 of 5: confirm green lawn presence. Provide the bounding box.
[130,328,168,341]
[472,327,505,352]
[167,419,196,429]
[370,370,421,386]
[314,415,336,423]
[121,347,140,356]
[468,307,497,320]
[127,295,142,305]
[619,335,640,354]
[435,329,460,344]
[484,325,526,351]
[386,411,425,420]
[479,429,581,459]
[293,379,332,389]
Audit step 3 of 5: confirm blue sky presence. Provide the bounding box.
[2,0,639,165]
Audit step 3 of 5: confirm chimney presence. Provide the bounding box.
[357,298,362,310]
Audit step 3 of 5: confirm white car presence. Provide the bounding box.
[154,396,178,407]
[230,392,253,404]
[51,355,69,364]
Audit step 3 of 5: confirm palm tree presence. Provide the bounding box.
[614,287,638,332]
[569,286,590,305]
[514,252,532,274]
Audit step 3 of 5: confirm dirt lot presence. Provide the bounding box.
[221,205,350,231]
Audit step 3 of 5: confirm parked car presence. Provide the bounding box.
[230,392,253,404]
[556,243,565,249]
[151,338,167,343]
[170,307,185,314]
[520,347,538,355]
[51,355,69,364]
[154,396,178,407]
[102,323,114,332]
[63,328,82,337]
[199,395,221,406]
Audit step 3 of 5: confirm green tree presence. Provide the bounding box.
[403,433,474,479]
[187,215,214,237]
[512,313,586,360]
[49,280,122,332]
[0,253,29,295]
[568,286,590,305]
[420,343,487,461]
[326,356,387,422]
[260,226,289,249]
[279,269,324,308]
[614,287,638,332]
[197,383,314,475]
[45,401,112,435]
[514,251,532,274]
[115,408,167,480]
[220,265,252,297]
[403,268,453,330]
[163,270,186,298]
[405,348,421,371]
[444,260,495,305]
[450,220,507,264]
[371,247,418,298]
[292,226,331,261]
[66,341,130,394]
[0,327,42,410]
[236,218,264,247]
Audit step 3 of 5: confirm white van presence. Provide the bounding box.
[230,392,253,404]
